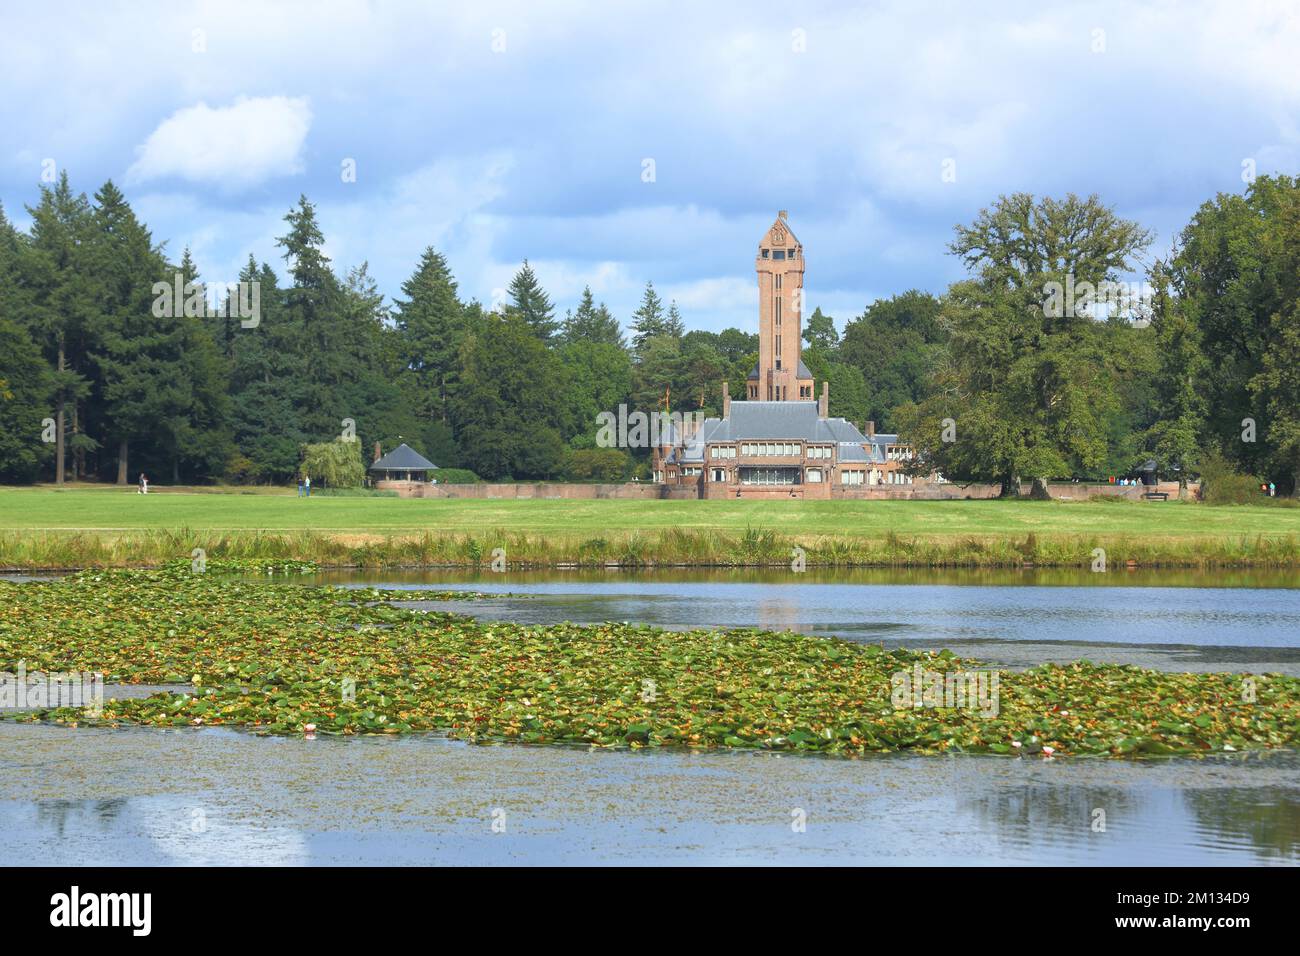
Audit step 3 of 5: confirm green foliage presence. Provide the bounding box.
[901,195,1152,491]
[839,291,947,432]
[432,467,480,484]
[1197,449,1263,505]
[299,439,366,487]
[564,447,629,481]
[450,311,567,479]
[6,569,1298,756]
[506,259,558,344]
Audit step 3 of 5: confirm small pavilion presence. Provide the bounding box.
[369,443,438,483]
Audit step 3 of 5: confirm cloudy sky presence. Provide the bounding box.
[3,0,1298,333]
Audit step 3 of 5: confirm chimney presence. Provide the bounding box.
[818,381,829,418]
[721,380,730,418]
[373,441,382,463]
[778,210,788,221]
[866,420,875,438]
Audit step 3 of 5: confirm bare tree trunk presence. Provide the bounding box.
[55,343,65,485]
[1028,477,1052,500]
[70,403,80,481]
[997,472,1019,498]
[117,439,128,485]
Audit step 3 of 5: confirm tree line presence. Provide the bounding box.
[0,173,1296,492]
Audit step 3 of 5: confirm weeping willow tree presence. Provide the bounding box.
[299,439,366,487]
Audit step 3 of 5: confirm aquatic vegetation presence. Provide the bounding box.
[1,568,1296,758]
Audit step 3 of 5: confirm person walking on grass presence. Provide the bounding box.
[304,475,311,498]
[297,475,304,497]
[138,473,148,495]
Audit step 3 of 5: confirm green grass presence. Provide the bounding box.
[3,485,1298,537]
[2,486,1299,568]
[6,565,1297,757]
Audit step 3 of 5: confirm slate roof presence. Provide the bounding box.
[369,443,438,472]
[747,359,813,380]
[665,401,887,465]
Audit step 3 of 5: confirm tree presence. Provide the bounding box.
[802,307,839,351]
[24,172,95,483]
[1170,175,1300,493]
[561,286,626,348]
[0,315,52,482]
[899,194,1151,496]
[630,281,668,354]
[840,290,946,432]
[393,246,464,421]
[1142,261,1206,496]
[559,340,633,447]
[506,259,558,344]
[300,438,367,487]
[450,311,567,479]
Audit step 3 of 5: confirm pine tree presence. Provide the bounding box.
[24,172,95,482]
[561,286,626,348]
[630,281,667,354]
[393,246,464,420]
[506,259,558,344]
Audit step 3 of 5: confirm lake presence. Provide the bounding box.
[3,567,1297,865]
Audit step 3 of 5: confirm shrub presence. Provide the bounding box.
[564,447,629,482]
[433,467,480,484]
[1198,450,1263,505]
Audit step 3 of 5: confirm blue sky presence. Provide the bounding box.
[3,0,1298,334]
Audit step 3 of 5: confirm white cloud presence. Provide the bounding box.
[127,96,312,188]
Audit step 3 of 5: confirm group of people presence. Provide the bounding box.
[297,476,312,497]
[1260,481,1277,497]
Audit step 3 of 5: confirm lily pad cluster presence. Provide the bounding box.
[1,567,1296,757]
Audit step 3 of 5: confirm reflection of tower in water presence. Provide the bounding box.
[757,597,803,633]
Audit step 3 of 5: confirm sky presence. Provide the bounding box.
[3,0,1299,334]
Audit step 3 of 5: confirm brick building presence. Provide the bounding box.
[654,212,917,498]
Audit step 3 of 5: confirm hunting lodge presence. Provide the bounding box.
[653,211,917,499]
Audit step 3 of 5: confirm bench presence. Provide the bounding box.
[1142,491,1169,501]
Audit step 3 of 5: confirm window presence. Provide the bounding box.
[740,466,800,485]
[775,297,781,325]
[711,468,726,482]
[806,468,823,483]
[789,248,797,259]
[841,470,865,486]
[762,249,769,258]
[775,274,782,289]
[773,250,786,260]
[776,334,781,356]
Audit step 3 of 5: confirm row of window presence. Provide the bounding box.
[739,467,800,486]
[760,248,798,260]
[709,443,838,459]
[740,442,799,457]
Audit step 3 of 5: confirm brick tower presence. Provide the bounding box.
[749,211,814,401]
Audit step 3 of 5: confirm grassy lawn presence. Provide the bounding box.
[0,484,1297,540]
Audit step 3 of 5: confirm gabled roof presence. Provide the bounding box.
[369,443,438,472]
